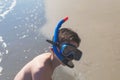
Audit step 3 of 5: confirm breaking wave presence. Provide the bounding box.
[0,0,16,21]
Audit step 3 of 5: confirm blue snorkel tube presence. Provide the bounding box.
[47,17,79,68]
[53,17,68,62]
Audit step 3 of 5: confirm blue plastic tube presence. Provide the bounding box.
[53,17,68,61]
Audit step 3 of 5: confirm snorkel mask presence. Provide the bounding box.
[47,17,82,68]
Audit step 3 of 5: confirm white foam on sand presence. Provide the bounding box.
[0,36,3,42]
[0,66,3,76]
[0,0,16,21]
[0,36,9,76]
[0,52,2,63]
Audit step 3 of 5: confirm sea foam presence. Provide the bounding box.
[0,0,16,21]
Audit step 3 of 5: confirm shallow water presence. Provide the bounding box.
[0,0,49,80]
[0,0,120,80]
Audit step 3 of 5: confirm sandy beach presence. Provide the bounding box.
[41,0,120,80]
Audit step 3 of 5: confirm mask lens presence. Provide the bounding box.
[62,45,82,60]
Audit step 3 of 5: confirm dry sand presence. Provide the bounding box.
[41,0,120,80]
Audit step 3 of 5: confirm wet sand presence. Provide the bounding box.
[41,0,120,80]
